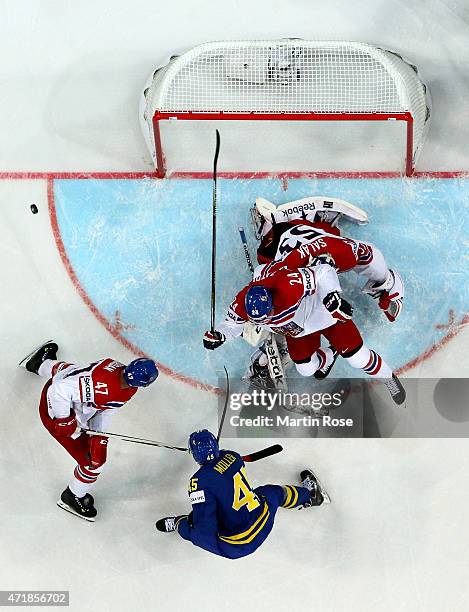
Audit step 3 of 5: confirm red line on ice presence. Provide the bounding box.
[46,178,220,394]
[3,170,466,389]
[1,170,469,180]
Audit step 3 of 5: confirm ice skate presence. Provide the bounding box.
[57,487,97,522]
[19,341,58,374]
[155,515,187,533]
[383,374,406,406]
[300,468,331,505]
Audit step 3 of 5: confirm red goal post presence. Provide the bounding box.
[140,40,431,178]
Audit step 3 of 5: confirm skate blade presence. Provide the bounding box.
[306,467,331,504]
[57,500,96,522]
[18,340,54,367]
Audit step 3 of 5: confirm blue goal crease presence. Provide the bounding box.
[53,177,469,386]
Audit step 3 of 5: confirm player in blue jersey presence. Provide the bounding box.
[155,430,327,559]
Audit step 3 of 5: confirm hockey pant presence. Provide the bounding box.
[38,379,104,497]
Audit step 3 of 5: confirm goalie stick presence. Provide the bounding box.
[238,227,287,391]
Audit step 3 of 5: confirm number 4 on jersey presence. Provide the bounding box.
[232,467,260,512]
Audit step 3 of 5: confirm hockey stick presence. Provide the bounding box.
[239,226,255,274]
[242,444,283,463]
[238,227,288,391]
[84,429,188,452]
[216,365,229,442]
[85,426,280,462]
[210,129,221,333]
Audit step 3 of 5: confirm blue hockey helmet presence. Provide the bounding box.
[245,285,273,322]
[189,430,220,465]
[123,358,158,387]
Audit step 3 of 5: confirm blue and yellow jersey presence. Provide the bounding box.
[178,450,271,551]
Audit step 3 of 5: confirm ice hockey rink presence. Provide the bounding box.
[1,2,469,611]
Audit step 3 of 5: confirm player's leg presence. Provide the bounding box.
[354,241,404,322]
[38,382,99,519]
[286,333,338,379]
[255,483,319,511]
[158,515,249,559]
[324,320,406,404]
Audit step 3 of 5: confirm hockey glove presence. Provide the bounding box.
[52,412,78,437]
[89,435,109,468]
[378,292,402,322]
[308,253,336,269]
[323,291,353,323]
[203,330,226,350]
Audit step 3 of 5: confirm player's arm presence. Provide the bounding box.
[177,481,221,553]
[46,383,80,437]
[314,264,354,322]
[203,287,249,350]
[85,409,115,468]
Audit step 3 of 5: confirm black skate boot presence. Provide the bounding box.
[19,341,58,374]
[246,357,276,391]
[300,468,331,506]
[314,346,339,380]
[383,374,406,406]
[155,515,188,533]
[57,487,97,522]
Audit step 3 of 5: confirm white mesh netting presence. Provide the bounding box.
[141,40,430,174]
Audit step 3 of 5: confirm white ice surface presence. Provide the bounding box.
[1,2,469,611]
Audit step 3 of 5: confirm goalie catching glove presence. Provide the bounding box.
[203,330,226,350]
[323,291,353,323]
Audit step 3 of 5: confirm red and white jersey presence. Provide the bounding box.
[46,358,138,434]
[273,220,375,272]
[218,263,341,340]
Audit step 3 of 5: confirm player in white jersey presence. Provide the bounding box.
[204,262,406,404]
[20,341,159,521]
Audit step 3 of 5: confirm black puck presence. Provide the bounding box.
[30,204,38,214]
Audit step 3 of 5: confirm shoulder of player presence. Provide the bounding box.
[92,358,125,376]
[193,450,241,480]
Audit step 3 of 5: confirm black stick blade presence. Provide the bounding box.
[242,444,283,463]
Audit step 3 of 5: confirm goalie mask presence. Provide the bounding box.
[257,222,293,264]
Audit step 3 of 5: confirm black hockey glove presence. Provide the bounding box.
[203,330,226,350]
[323,291,353,323]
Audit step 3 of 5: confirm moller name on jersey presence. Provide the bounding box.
[103,360,124,372]
[80,375,94,403]
[213,453,237,474]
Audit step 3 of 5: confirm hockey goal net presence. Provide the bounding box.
[140,40,430,178]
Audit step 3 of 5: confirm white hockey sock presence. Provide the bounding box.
[294,352,321,377]
[69,465,103,498]
[295,348,334,377]
[38,359,57,379]
[344,345,393,378]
